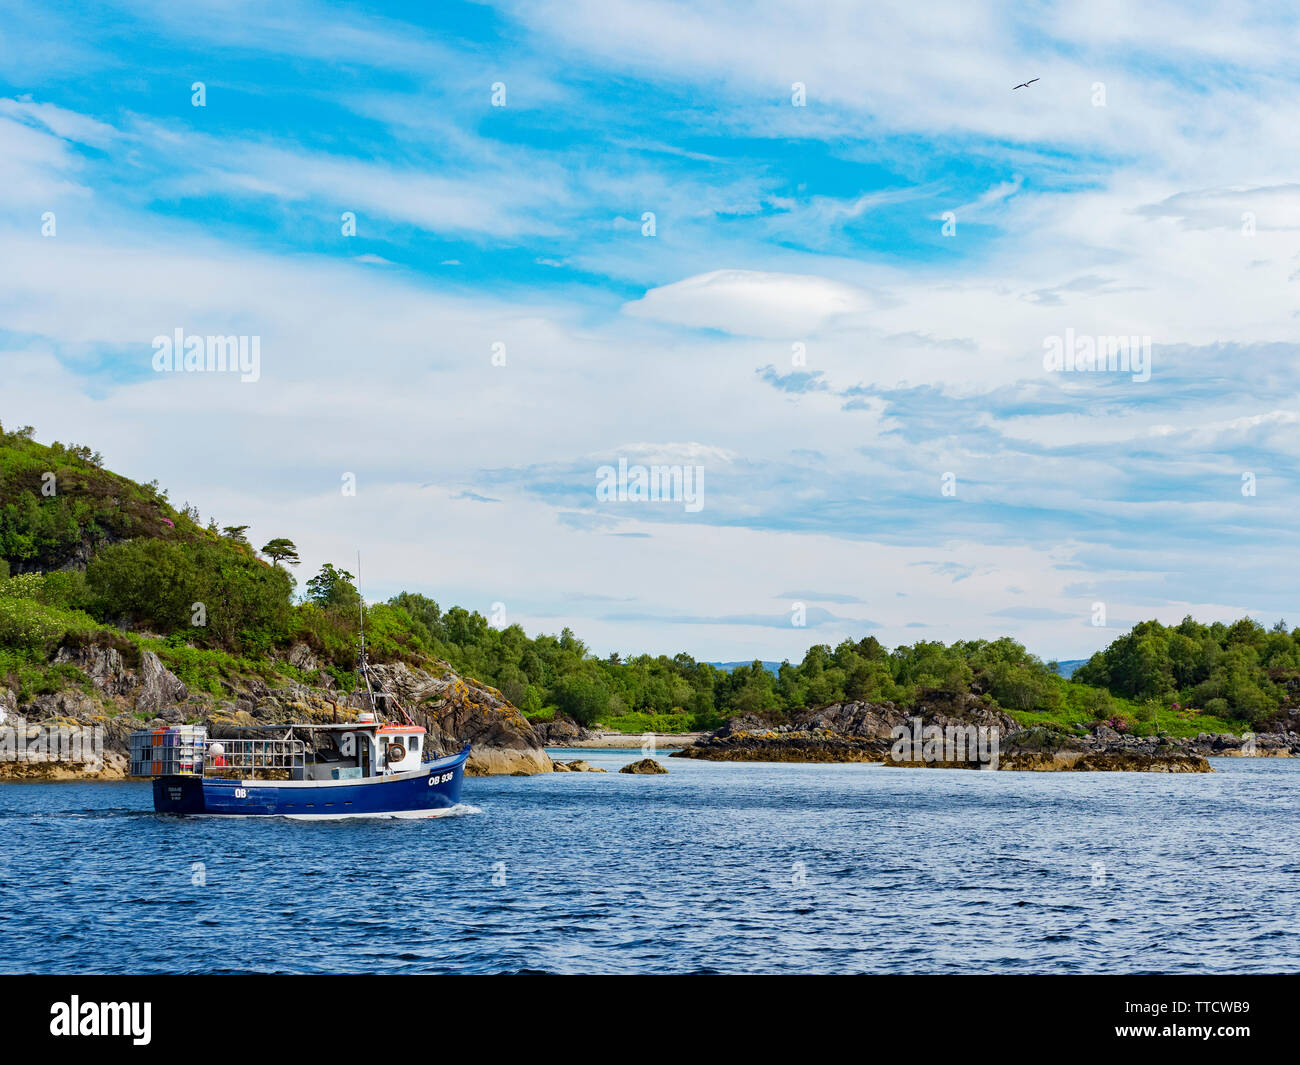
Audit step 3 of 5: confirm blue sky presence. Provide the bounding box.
[2,1,1299,661]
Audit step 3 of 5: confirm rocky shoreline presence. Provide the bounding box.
[6,642,1298,781]
[671,696,1300,772]
[0,640,553,780]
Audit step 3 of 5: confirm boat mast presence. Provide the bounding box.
[354,550,415,726]
[356,549,377,711]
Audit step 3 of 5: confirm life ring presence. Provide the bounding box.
[386,742,406,762]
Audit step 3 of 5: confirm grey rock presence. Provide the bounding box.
[54,642,135,697]
[288,642,319,673]
[27,690,100,720]
[134,651,189,715]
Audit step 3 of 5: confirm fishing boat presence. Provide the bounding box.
[129,567,470,818]
[130,719,470,819]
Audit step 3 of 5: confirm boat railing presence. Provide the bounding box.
[204,737,308,779]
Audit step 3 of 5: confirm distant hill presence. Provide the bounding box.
[709,661,783,674]
[1052,659,1088,679]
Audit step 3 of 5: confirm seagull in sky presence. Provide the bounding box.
[1012,77,1040,90]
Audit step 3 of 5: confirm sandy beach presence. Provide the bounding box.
[549,732,703,750]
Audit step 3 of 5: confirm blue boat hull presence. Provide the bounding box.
[152,747,470,818]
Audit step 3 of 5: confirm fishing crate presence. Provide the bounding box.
[129,725,208,777]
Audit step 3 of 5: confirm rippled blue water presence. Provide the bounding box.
[2,750,1298,974]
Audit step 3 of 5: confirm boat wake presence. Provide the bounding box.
[279,802,483,822]
[428,802,481,819]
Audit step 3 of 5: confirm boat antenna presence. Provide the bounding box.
[356,550,376,710]
[355,550,415,726]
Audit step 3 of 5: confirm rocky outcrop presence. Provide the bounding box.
[673,695,1247,772]
[996,747,1211,772]
[24,690,101,720]
[134,651,189,715]
[678,728,886,763]
[676,694,1014,765]
[366,662,551,776]
[287,642,319,673]
[53,642,135,696]
[0,717,127,780]
[532,715,594,746]
[2,638,552,779]
[943,726,1211,772]
[51,642,186,713]
[552,759,606,773]
[1186,729,1298,757]
[619,758,668,774]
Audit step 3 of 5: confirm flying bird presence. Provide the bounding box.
[1012,78,1040,90]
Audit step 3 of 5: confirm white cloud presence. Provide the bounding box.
[624,269,876,337]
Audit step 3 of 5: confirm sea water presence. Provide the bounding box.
[1,751,1296,973]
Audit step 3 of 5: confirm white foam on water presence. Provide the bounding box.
[278,802,483,822]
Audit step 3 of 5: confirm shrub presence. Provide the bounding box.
[0,572,45,600]
[0,595,65,649]
[36,570,92,611]
[86,538,292,651]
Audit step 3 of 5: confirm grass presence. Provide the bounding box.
[1007,680,1251,738]
[151,640,317,697]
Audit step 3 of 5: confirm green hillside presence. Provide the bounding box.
[0,423,204,572]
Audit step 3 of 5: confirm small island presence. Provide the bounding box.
[669,696,1276,772]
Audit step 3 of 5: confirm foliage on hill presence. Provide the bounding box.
[383,613,1072,730]
[0,422,206,571]
[1074,617,1300,726]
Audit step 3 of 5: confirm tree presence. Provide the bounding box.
[305,563,360,612]
[222,525,250,544]
[389,592,441,634]
[552,674,609,726]
[261,538,300,567]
